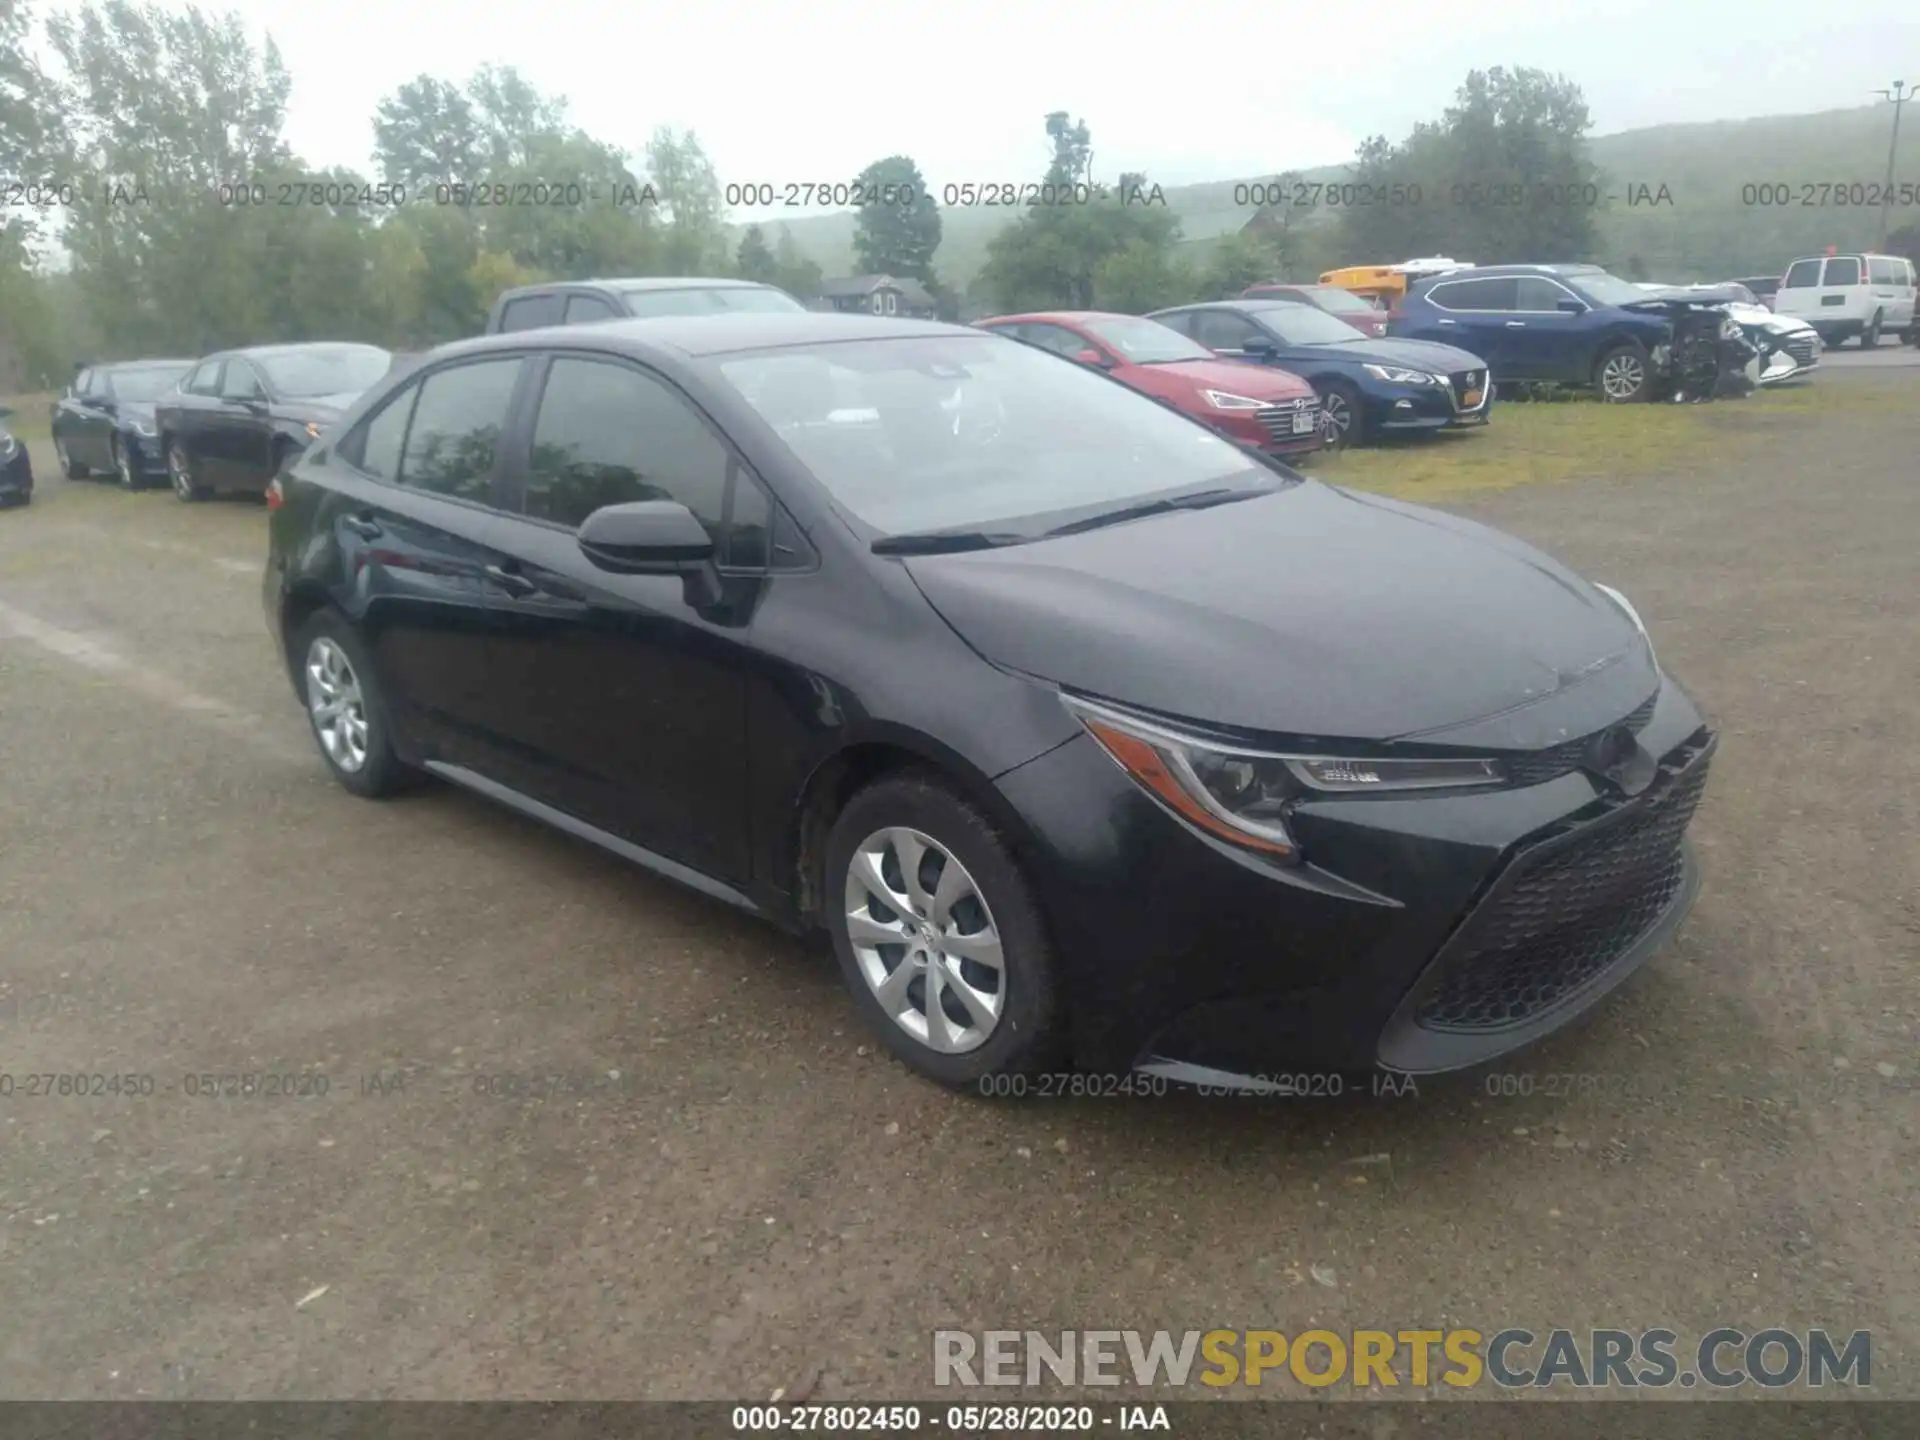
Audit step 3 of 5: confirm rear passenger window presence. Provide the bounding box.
[1868,257,1896,285]
[522,357,762,558]
[1781,260,1821,288]
[397,358,522,502]
[563,294,620,324]
[349,386,419,481]
[1426,278,1517,310]
[498,294,563,332]
[1823,257,1862,286]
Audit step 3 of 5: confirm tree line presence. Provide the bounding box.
[5,0,1914,388]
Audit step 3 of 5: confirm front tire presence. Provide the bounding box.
[167,440,206,502]
[294,611,413,798]
[114,434,142,490]
[1314,379,1365,448]
[825,772,1065,1088]
[1595,341,1651,402]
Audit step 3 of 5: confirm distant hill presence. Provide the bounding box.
[733,104,1920,290]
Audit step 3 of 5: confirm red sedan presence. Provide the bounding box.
[974,310,1326,458]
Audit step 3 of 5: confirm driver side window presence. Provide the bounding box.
[1021,324,1093,359]
[1193,312,1260,352]
[221,361,266,401]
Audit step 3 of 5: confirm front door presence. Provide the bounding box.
[1501,276,1589,380]
[213,359,276,491]
[480,352,758,882]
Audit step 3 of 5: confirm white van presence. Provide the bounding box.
[1773,253,1917,347]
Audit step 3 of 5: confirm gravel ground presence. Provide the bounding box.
[0,373,1914,1402]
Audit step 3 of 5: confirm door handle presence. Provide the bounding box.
[484,564,540,598]
[1437,318,1457,325]
[340,513,382,540]
[1505,321,1527,328]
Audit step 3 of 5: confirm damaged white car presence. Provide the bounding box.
[1638,282,1821,386]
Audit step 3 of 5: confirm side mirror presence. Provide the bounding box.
[1556,299,1588,315]
[1241,335,1278,358]
[577,500,715,574]
[1073,348,1110,367]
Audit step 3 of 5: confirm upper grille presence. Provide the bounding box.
[1415,730,1712,1032]
[1503,690,1658,788]
[1449,369,1488,407]
[1255,398,1320,443]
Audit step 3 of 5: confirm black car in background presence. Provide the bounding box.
[1149,300,1492,447]
[265,313,1714,1092]
[154,343,393,502]
[0,406,32,507]
[485,277,805,334]
[50,358,194,489]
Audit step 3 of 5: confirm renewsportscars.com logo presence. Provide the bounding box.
[932,1328,1872,1390]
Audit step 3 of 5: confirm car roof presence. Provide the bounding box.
[218,342,390,360]
[435,311,973,362]
[978,311,1135,325]
[1154,299,1316,313]
[502,276,776,297]
[100,358,196,370]
[1424,263,1607,279]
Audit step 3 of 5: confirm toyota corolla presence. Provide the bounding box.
[263,314,1716,1091]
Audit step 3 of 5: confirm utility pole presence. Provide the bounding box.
[1874,81,1910,251]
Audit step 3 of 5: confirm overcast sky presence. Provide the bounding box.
[52,0,1920,216]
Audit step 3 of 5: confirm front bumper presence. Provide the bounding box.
[994,675,1713,1080]
[120,430,169,474]
[1373,369,1493,434]
[1213,398,1325,456]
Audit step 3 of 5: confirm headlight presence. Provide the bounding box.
[0,431,16,460]
[1593,583,1656,667]
[1201,390,1267,411]
[1362,364,1438,385]
[1063,696,1509,862]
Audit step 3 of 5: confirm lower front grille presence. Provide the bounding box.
[1449,369,1488,407]
[1255,399,1320,443]
[1784,334,1818,366]
[1415,732,1712,1033]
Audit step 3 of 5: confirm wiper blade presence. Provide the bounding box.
[870,529,1027,556]
[1039,486,1259,539]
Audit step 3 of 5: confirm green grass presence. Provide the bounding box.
[1311,378,1911,502]
[0,392,54,444]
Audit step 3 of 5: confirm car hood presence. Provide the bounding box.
[1150,359,1314,398]
[1727,303,1812,336]
[905,482,1657,748]
[1291,337,1487,372]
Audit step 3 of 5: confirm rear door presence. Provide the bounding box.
[1773,258,1822,323]
[68,368,111,468]
[1867,256,1914,330]
[1410,277,1517,374]
[477,352,764,881]
[323,354,532,772]
[1818,256,1866,330]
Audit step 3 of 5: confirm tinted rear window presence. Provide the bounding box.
[498,294,564,332]
[1822,257,1862,286]
[1426,277,1517,310]
[621,287,804,318]
[1781,261,1822,288]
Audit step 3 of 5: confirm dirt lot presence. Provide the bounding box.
[0,373,1915,1402]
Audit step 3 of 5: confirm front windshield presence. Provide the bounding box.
[1298,286,1378,315]
[720,336,1267,537]
[256,346,392,399]
[622,286,804,318]
[108,364,189,400]
[1078,316,1213,365]
[1253,305,1365,346]
[1566,272,1656,306]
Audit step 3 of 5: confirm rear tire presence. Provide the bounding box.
[167,440,207,502]
[1862,313,1882,348]
[56,437,88,479]
[824,771,1065,1089]
[293,610,415,799]
[1594,341,1651,402]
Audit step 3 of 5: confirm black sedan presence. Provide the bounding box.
[50,358,194,488]
[1149,300,1492,447]
[155,343,392,502]
[0,407,32,507]
[264,314,1715,1091]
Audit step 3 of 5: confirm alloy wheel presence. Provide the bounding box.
[169,444,195,500]
[1321,391,1354,444]
[1599,352,1645,401]
[843,826,1005,1054]
[305,636,369,773]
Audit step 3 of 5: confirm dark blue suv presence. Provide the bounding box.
[1392,264,1675,401]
